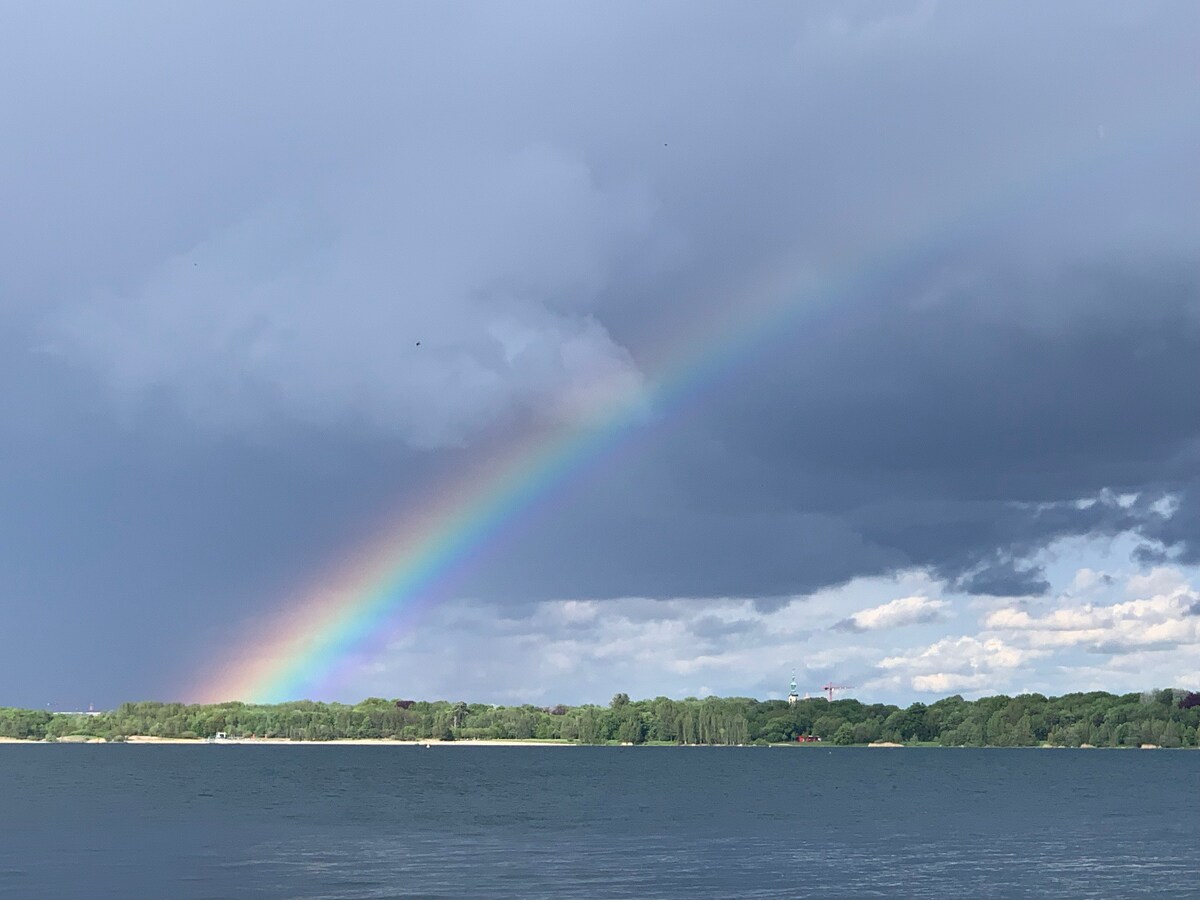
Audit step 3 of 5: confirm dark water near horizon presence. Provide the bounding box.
[1,745,1197,899]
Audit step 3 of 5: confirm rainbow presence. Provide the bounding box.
[197,263,807,704]
[195,124,1164,704]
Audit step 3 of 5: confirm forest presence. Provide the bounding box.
[3,689,1200,747]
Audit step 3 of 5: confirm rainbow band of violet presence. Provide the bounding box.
[197,120,1168,704]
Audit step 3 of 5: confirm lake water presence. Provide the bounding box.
[1,745,1197,898]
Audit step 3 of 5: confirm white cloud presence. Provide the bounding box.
[911,672,993,693]
[1150,494,1180,518]
[1126,566,1190,598]
[341,577,942,703]
[880,635,1038,674]
[834,594,948,632]
[1175,671,1200,690]
[985,568,1199,652]
[555,600,600,626]
[1069,568,1109,593]
[249,562,1200,706]
[877,635,1042,694]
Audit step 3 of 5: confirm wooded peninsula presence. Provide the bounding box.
[3,690,1199,747]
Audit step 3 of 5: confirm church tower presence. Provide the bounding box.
[787,669,799,705]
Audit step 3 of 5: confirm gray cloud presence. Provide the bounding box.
[47,144,651,446]
[1,2,1198,705]
[689,615,764,642]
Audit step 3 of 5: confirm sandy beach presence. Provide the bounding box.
[119,736,575,746]
[0,736,577,746]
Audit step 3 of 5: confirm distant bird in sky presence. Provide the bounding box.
[415,341,421,347]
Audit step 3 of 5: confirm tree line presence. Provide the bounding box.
[2,689,1199,747]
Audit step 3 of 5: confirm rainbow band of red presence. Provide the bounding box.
[195,121,1168,704]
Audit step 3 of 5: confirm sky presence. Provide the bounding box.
[2,1,1199,710]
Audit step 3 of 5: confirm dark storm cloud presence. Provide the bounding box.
[954,563,1050,600]
[1139,487,1200,566]
[0,325,452,700]
[665,264,1200,595]
[449,261,1198,606]
[0,2,1198,705]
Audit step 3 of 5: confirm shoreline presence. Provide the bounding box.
[125,737,576,746]
[1,736,1191,748]
[0,736,577,747]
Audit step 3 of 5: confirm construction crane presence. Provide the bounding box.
[820,682,853,702]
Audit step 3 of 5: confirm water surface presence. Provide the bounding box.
[2,745,1196,898]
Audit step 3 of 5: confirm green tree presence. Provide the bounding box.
[831,723,855,745]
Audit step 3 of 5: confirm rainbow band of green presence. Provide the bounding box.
[200,120,1173,704]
